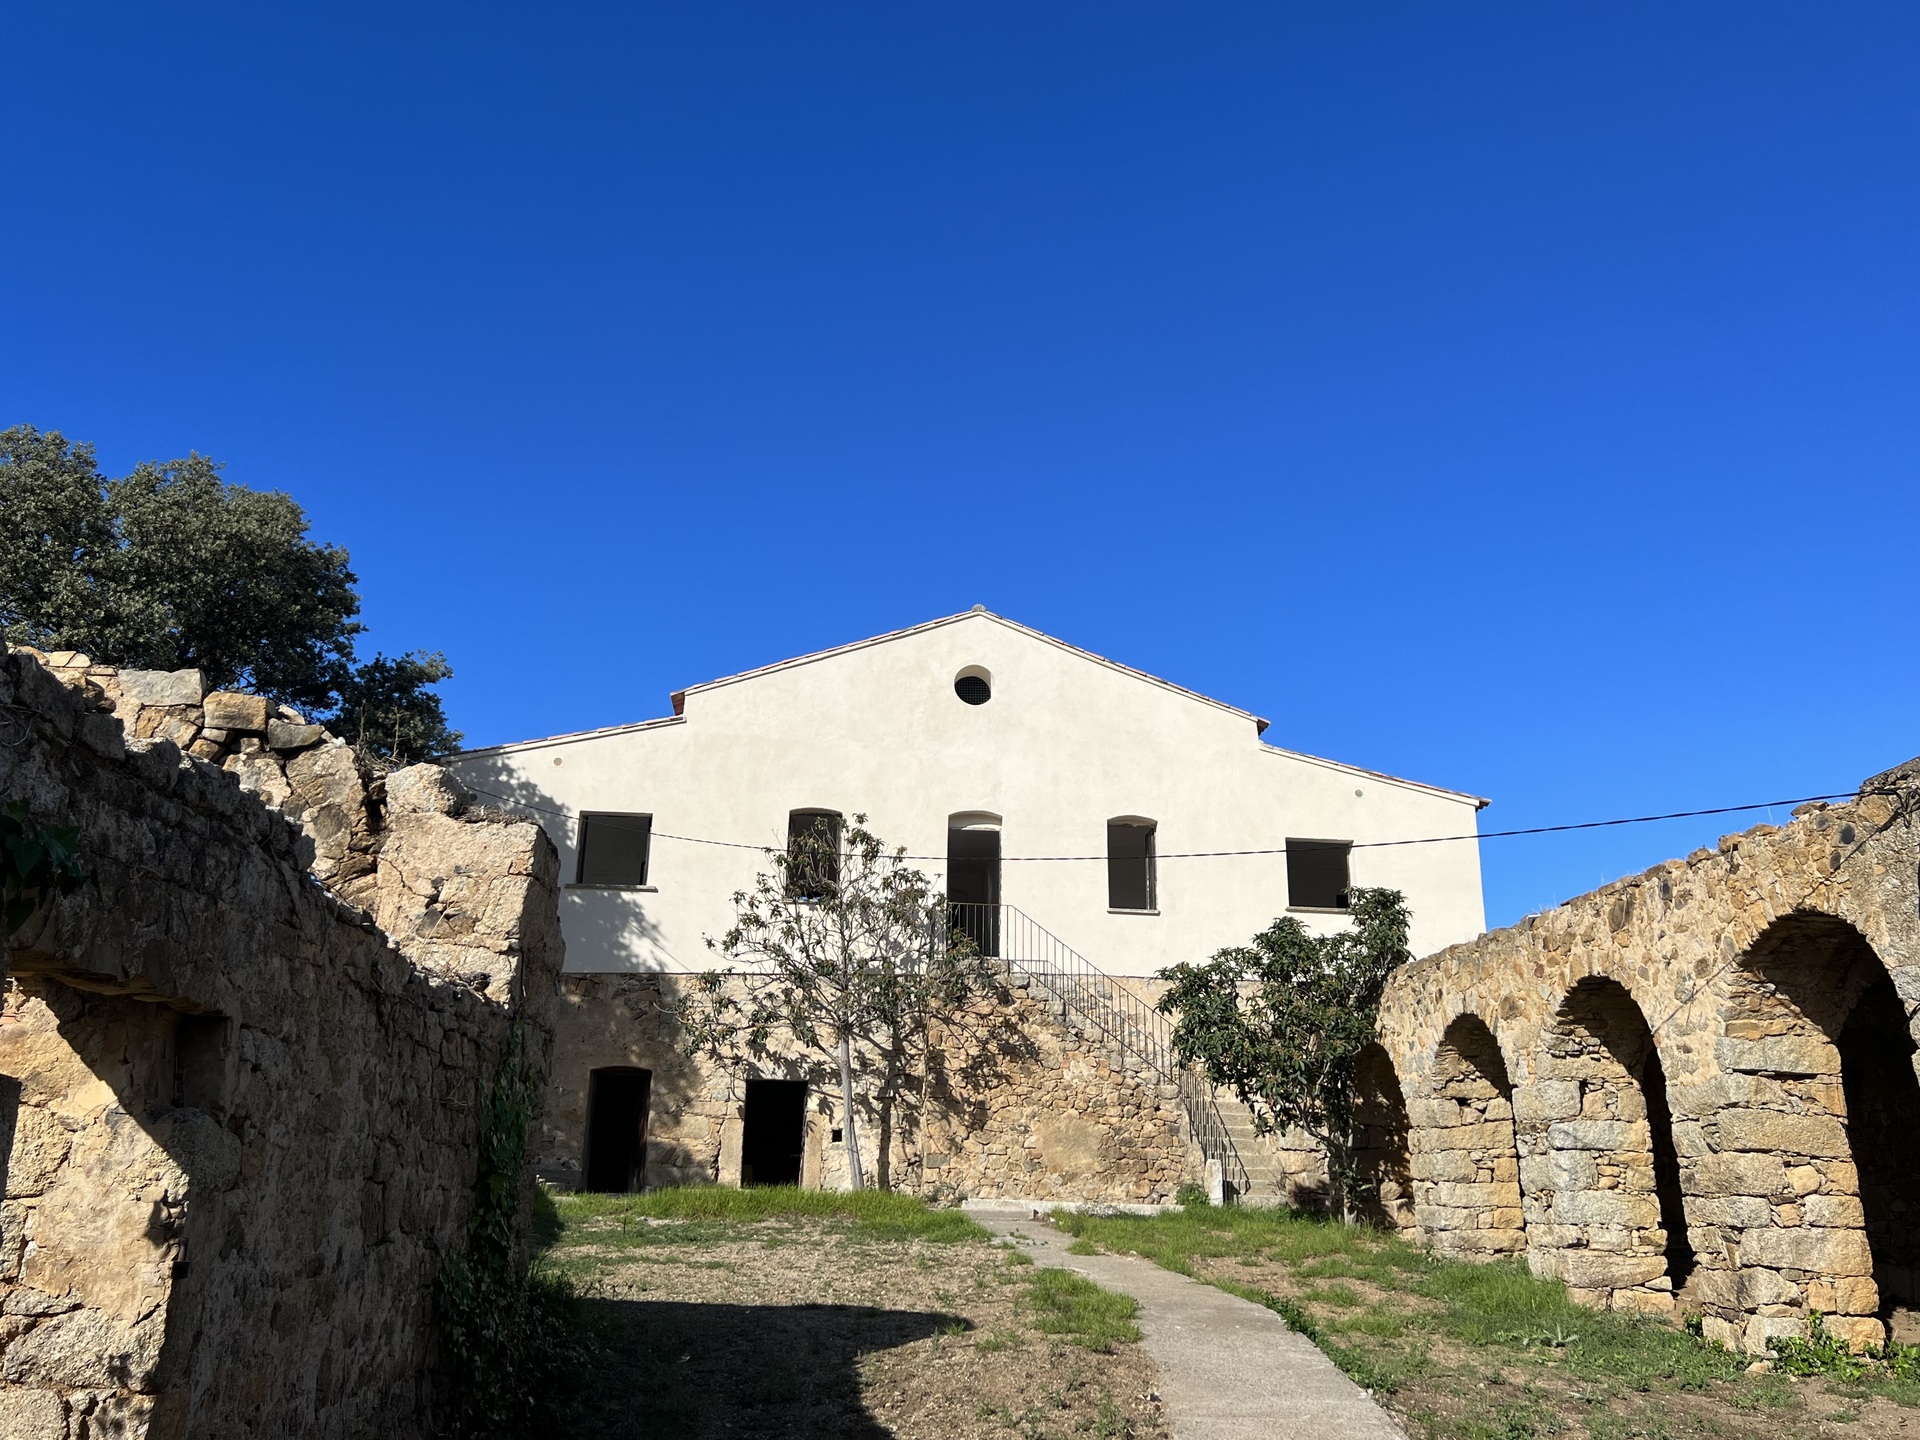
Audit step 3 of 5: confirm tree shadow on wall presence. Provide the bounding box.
[924,976,1049,1138]
[555,1298,965,1439]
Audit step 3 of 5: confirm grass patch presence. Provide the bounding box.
[1021,1267,1143,1351]
[550,1184,989,1243]
[1050,1204,1920,1435]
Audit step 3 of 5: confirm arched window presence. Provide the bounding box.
[786,809,843,900]
[1107,818,1157,912]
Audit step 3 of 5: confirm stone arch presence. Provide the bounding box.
[1517,976,1695,1312]
[1352,1042,1415,1234]
[1416,1013,1526,1258]
[1701,911,1909,1352]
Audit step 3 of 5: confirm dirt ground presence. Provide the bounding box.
[548,1212,1173,1440]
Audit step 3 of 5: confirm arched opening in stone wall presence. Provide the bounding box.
[1839,971,1920,1339]
[1715,912,1916,1351]
[1352,1043,1415,1233]
[1526,978,1694,1311]
[1421,1014,1526,1257]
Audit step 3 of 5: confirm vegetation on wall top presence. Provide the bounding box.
[0,424,459,762]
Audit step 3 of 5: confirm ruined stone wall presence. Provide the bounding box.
[535,972,1199,1206]
[0,650,563,1437]
[1375,760,1920,1354]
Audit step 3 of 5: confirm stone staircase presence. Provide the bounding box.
[1211,1094,1296,1206]
[952,902,1256,1200]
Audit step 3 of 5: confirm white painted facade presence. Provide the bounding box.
[447,611,1488,977]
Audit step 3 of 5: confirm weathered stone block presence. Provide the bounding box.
[1737,1268,1801,1307]
[1715,1110,1851,1158]
[115,668,204,706]
[201,691,269,733]
[1688,1195,1774,1229]
[1801,1194,1865,1229]
[266,720,326,751]
[1546,1118,1639,1152]
[385,764,470,816]
[1692,1152,1788,1198]
[1715,1038,1834,1077]
[1513,1081,1580,1124]
[1822,1316,1887,1351]
[1554,1252,1668,1288]
[0,1387,66,1440]
[1737,1228,1873,1276]
[1550,1189,1658,1229]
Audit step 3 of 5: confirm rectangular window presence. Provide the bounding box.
[1107,821,1157,911]
[786,809,843,900]
[576,812,653,886]
[1287,839,1351,910]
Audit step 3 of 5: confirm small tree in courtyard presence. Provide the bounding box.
[1157,887,1412,1220]
[677,816,993,1190]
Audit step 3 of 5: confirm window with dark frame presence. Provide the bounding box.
[576,812,653,887]
[1107,820,1157,911]
[786,809,844,900]
[1286,839,1351,910]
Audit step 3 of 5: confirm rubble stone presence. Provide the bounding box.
[0,648,563,1436]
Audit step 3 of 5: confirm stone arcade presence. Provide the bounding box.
[1365,762,1920,1354]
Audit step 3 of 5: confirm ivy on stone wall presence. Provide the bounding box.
[1,800,85,938]
[437,1025,587,1437]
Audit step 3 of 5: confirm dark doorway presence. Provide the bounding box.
[1352,1043,1414,1232]
[947,825,1001,957]
[1642,1045,1697,1291]
[1840,970,1920,1316]
[585,1067,652,1193]
[741,1079,808,1187]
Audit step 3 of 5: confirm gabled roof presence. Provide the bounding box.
[453,609,1488,807]
[670,607,1271,734]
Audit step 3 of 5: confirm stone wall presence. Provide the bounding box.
[535,971,1199,1206]
[0,649,563,1437]
[1372,760,1920,1353]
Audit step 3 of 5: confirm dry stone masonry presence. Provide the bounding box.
[536,970,1200,1205]
[0,649,563,1437]
[1372,759,1920,1353]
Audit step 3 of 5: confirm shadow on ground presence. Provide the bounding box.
[558,1298,967,1438]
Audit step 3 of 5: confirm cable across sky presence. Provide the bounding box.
[456,785,1871,863]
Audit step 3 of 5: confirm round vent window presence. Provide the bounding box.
[954,668,992,705]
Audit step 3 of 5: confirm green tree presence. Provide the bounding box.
[676,817,992,1191]
[99,453,363,710]
[0,427,116,651]
[333,650,463,763]
[0,424,459,760]
[1156,887,1413,1220]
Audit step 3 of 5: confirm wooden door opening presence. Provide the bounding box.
[741,1079,807,1187]
[584,1066,651,1193]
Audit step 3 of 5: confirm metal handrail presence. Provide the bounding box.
[945,901,1251,1201]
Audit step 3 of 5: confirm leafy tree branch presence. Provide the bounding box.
[1157,887,1412,1220]
[675,816,992,1191]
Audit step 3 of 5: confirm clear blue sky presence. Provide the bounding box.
[6,5,1917,932]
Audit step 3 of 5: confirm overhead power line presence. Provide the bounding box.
[456,785,1871,863]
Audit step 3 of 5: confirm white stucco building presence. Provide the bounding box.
[447,609,1488,979]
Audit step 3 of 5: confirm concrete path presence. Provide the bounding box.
[972,1207,1406,1440]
